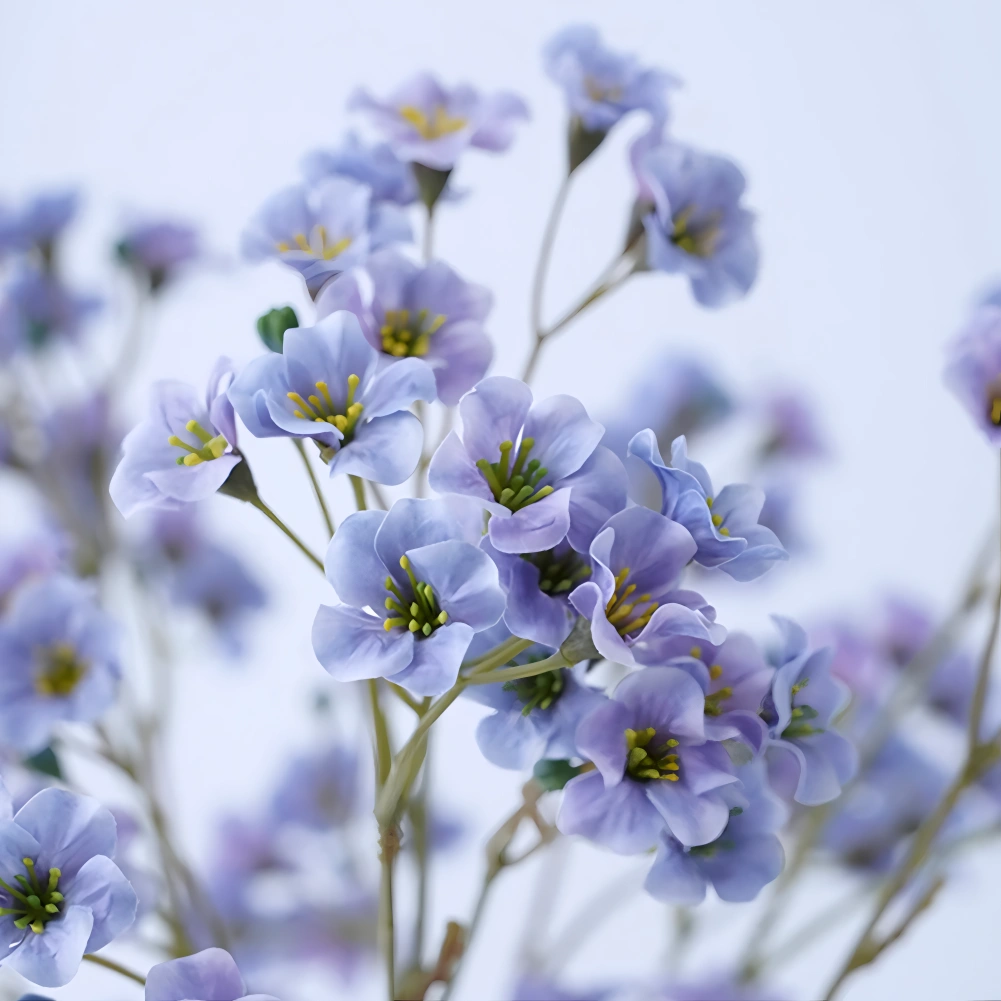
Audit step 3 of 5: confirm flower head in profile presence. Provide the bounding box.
[428,376,611,554]
[145,948,277,1001]
[316,249,494,405]
[228,311,436,484]
[349,73,528,171]
[115,219,199,292]
[558,666,738,851]
[569,505,723,668]
[0,190,78,258]
[269,745,360,831]
[629,430,788,581]
[761,617,857,805]
[944,301,1001,444]
[312,498,505,695]
[644,761,785,904]
[637,140,759,307]
[110,358,240,517]
[756,389,829,465]
[302,131,419,206]
[0,267,100,359]
[0,576,120,753]
[242,177,406,295]
[0,787,136,988]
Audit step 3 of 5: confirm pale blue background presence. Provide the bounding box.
[2,1,1000,998]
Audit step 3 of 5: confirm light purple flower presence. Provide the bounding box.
[0,267,100,359]
[644,761,785,904]
[312,497,505,695]
[558,667,738,851]
[315,248,494,405]
[110,358,240,517]
[0,534,67,612]
[629,430,788,581]
[0,576,120,753]
[145,948,277,1001]
[302,131,419,206]
[428,376,611,555]
[228,311,435,484]
[944,301,1001,445]
[0,191,78,256]
[241,178,407,295]
[0,787,136,988]
[756,389,828,465]
[116,219,199,291]
[544,24,677,133]
[569,506,723,668]
[349,73,528,171]
[269,745,360,831]
[638,140,759,307]
[762,618,857,806]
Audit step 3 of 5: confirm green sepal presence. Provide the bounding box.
[411,163,452,212]
[257,305,299,353]
[23,747,62,780]
[217,459,259,503]
[568,117,608,174]
[533,758,585,792]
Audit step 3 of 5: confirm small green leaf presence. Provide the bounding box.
[23,747,62,780]
[533,758,583,792]
[257,305,299,353]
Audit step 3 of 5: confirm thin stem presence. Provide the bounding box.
[530,175,573,340]
[467,649,570,685]
[368,679,393,788]
[249,496,324,571]
[410,740,432,969]
[368,678,396,1001]
[423,207,434,263]
[350,474,368,511]
[379,842,396,1001]
[84,952,147,986]
[293,438,335,537]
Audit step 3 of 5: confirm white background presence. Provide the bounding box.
[2,2,1001,999]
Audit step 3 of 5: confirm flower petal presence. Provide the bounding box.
[311,604,413,682]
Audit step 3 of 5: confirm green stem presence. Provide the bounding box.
[84,952,147,985]
[422,206,434,263]
[293,438,335,537]
[350,475,368,511]
[250,497,324,571]
[368,679,393,788]
[467,649,570,685]
[530,175,572,340]
[368,678,396,1001]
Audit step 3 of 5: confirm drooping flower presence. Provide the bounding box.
[558,667,738,851]
[145,948,277,1001]
[543,25,678,171]
[349,73,529,171]
[228,311,435,484]
[241,178,406,295]
[315,249,494,405]
[428,376,613,554]
[0,267,100,359]
[569,506,723,668]
[0,787,137,988]
[464,625,605,770]
[269,745,360,831]
[644,761,785,904]
[115,219,199,292]
[301,131,419,206]
[110,358,241,517]
[0,191,78,258]
[312,497,505,695]
[944,301,1001,444]
[755,389,829,466]
[0,576,120,753]
[637,140,759,307]
[628,430,787,581]
[761,618,857,805]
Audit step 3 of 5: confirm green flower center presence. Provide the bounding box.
[476,437,555,512]
[521,548,592,595]
[380,308,446,358]
[287,374,364,441]
[168,419,229,467]
[275,225,352,261]
[0,858,64,934]
[780,677,824,739]
[605,568,659,637]
[624,727,681,782]
[35,643,87,697]
[504,668,566,717]
[382,555,448,638]
[670,205,723,259]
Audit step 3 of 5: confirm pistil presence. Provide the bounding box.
[476,437,554,512]
[624,727,681,781]
[0,859,63,934]
[383,555,448,638]
[380,308,447,358]
[604,568,659,636]
[168,419,228,466]
[288,374,364,438]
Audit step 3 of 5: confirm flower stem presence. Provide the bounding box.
[530,175,573,339]
[350,474,368,511]
[83,952,147,985]
[423,206,434,263]
[466,649,570,685]
[249,496,324,572]
[293,438,335,537]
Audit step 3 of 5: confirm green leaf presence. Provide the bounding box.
[257,305,299,353]
[532,758,583,792]
[23,746,62,780]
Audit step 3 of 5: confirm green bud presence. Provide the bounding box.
[568,117,608,174]
[22,746,62,780]
[532,758,585,792]
[257,305,299,353]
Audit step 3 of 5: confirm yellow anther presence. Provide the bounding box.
[662,773,680,782]
[322,236,351,260]
[399,104,467,139]
[307,394,323,411]
[287,392,319,419]
[332,415,348,432]
[719,527,730,536]
[709,664,723,680]
[690,646,702,659]
[346,373,360,406]
[182,453,204,466]
[294,233,312,253]
[276,241,290,253]
[992,398,1001,425]
[712,513,723,527]
[706,496,713,507]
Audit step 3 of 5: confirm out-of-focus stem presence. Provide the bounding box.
[350,474,368,511]
[249,496,324,571]
[369,678,397,1000]
[293,438,335,537]
[83,952,147,985]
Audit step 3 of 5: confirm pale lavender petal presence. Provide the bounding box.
[557,771,664,854]
[311,604,413,682]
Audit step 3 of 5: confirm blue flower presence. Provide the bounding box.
[628,430,788,581]
[756,389,829,465]
[110,358,241,517]
[0,191,78,256]
[0,787,137,988]
[228,311,436,485]
[116,219,199,292]
[349,73,529,171]
[428,376,610,554]
[145,948,277,1001]
[543,24,677,132]
[644,761,785,904]
[944,300,1001,445]
[464,625,606,770]
[0,576,120,753]
[761,618,857,805]
[312,498,505,695]
[315,248,494,405]
[638,140,759,307]
[569,506,723,668]
[302,131,419,206]
[0,267,100,359]
[241,178,406,296]
[558,666,738,851]
[269,745,360,831]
